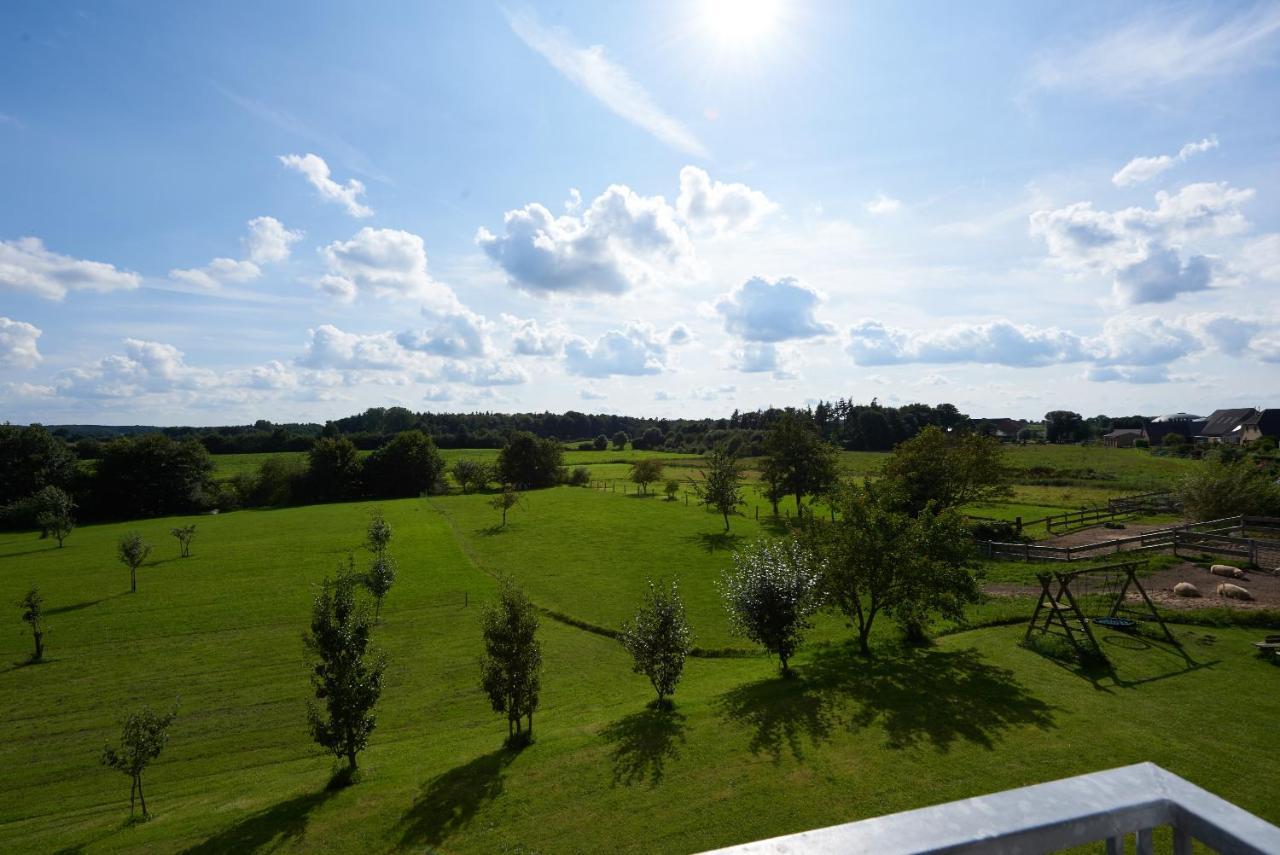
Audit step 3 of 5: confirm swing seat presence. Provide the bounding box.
[1092,616,1137,631]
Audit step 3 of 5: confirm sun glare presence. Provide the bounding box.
[701,0,784,49]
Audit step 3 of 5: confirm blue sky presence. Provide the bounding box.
[2,1,1279,424]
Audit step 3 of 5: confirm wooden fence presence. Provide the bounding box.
[1043,491,1178,535]
[977,515,1280,572]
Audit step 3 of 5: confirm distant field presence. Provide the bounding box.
[2,483,1277,853]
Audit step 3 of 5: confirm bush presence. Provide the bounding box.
[362,431,445,498]
[246,456,308,507]
[308,437,362,502]
[567,466,591,487]
[967,519,1027,543]
[497,432,563,489]
[1134,438,1150,449]
[1176,457,1280,520]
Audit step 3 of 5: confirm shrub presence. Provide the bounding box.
[497,432,563,489]
[1176,456,1280,520]
[362,431,445,498]
[452,459,493,494]
[567,466,591,487]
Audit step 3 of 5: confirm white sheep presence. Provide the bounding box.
[1173,582,1201,598]
[1210,564,1245,579]
[1217,583,1253,601]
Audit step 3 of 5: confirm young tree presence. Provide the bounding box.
[664,479,681,501]
[612,431,629,450]
[629,459,664,494]
[759,455,787,517]
[879,426,1012,516]
[33,485,76,547]
[452,458,492,494]
[365,556,396,622]
[489,488,523,527]
[169,524,196,558]
[304,566,386,779]
[117,533,152,593]
[19,586,45,662]
[763,410,840,514]
[695,449,745,531]
[100,705,178,819]
[720,540,823,675]
[806,481,979,655]
[619,580,692,708]
[479,578,542,744]
[365,509,392,561]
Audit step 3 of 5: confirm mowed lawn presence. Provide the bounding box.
[4,478,1276,852]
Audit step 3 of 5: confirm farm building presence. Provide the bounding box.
[1141,413,1204,446]
[1238,409,1280,443]
[1195,407,1257,444]
[1101,428,1143,448]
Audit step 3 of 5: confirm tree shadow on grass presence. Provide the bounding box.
[719,644,1057,759]
[46,593,125,616]
[684,532,744,554]
[599,706,687,786]
[180,789,334,854]
[716,675,833,763]
[398,747,519,849]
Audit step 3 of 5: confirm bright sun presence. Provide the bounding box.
[701,0,784,49]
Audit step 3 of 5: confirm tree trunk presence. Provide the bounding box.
[347,748,358,772]
[33,631,43,661]
[779,652,790,676]
[137,775,147,817]
[722,511,730,531]
[795,492,803,513]
[526,711,533,736]
[130,776,137,814]
[130,566,137,593]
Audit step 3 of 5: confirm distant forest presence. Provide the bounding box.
[39,400,1147,457]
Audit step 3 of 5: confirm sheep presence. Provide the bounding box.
[1217,583,1253,601]
[1210,564,1245,579]
[1173,582,1201,598]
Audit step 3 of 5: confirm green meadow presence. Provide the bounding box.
[3,446,1273,854]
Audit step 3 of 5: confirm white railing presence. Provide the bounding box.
[699,763,1280,854]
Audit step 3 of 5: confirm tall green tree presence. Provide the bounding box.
[363,431,445,498]
[805,480,978,654]
[497,432,563,488]
[480,579,543,744]
[33,485,76,547]
[695,449,745,531]
[878,426,1011,516]
[92,435,214,519]
[720,540,823,675]
[0,424,78,507]
[628,459,664,494]
[117,533,152,593]
[100,705,178,819]
[19,586,45,662]
[1044,410,1085,444]
[307,437,363,502]
[763,411,841,514]
[619,580,692,707]
[304,566,386,779]
[758,455,787,517]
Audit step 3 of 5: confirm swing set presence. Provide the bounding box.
[1024,559,1177,661]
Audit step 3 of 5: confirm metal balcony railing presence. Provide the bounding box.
[700,763,1280,854]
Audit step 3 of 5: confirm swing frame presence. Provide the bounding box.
[1024,559,1177,662]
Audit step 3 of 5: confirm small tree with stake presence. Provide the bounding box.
[664,479,681,501]
[170,524,196,558]
[117,533,152,593]
[19,586,45,662]
[365,556,396,622]
[34,486,76,548]
[720,540,823,676]
[100,704,178,820]
[489,487,523,528]
[304,565,386,783]
[479,578,542,745]
[695,449,745,531]
[365,509,392,561]
[619,579,691,708]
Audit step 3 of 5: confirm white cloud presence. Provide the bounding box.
[505,9,709,158]
[1112,136,1218,187]
[55,339,213,399]
[1184,312,1264,356]
[319,227,453,305]
[424,386,452,402]
[865,193,903,215]
[170,257,262,290]
[1029,5,1280,96]
[298,325,409,371]
[0,237,140,300]
[691,384,737,401]
[565,188,582,212]
[716,276,834,342]
[564,322,669,377]
[0,317,42,369]
[1084,365,1176,384]
[503,315,566,357]
[0,381,56,399]
[1030,182,1253,304]
[731,341,799,380]
[676,166,775,234]
[580,385,607,400]
[847,319,1087,367]
[279,153,374,217]
[440,360,527,387]
[245,216,304,264]
[397,307,491,359]
[1241,233,1280,281]
[667,323,693,346]
[477,183,694,296]
[1090,316,1200,365]
[654,390,676,401]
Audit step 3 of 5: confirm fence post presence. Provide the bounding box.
[1249,539,1258,567]
[755,506,759,520]
[1016,516,1022,537]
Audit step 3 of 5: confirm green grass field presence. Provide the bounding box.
[2,466,1279,853]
